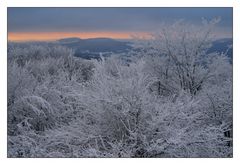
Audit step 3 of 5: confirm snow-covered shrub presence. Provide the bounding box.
[8,95,55,135]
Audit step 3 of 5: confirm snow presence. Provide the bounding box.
[7,20,232,158]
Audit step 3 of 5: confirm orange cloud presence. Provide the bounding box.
[8,31,151,42]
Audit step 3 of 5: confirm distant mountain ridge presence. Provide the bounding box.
[56,37,232,60]
[56,37,131,59]
[57,37,83,44]
[57,37,131,51]
[207,38,232,58]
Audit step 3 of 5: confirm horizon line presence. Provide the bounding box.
[8,31,152,42]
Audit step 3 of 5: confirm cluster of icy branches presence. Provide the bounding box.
[7,21,232,158]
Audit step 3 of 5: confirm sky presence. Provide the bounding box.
[8,8,232,41]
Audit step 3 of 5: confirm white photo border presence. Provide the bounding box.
[0,0,239,164]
